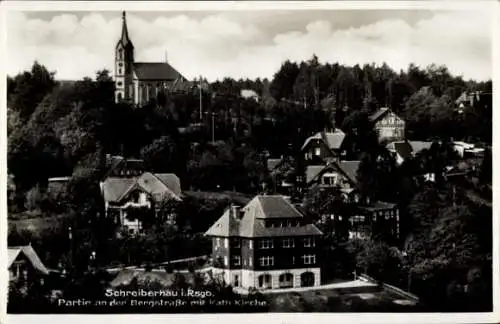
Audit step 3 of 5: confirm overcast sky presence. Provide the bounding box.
[6,8,492,81]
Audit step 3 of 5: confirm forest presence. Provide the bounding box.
[7,56,492,312]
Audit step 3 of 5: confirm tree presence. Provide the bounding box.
[350,238,402,283]
[270,60,300,101]
[9,62,56,122]
[140,136,177,172]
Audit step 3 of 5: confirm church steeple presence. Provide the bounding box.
[114,10,135,103]
[117,11,134,49]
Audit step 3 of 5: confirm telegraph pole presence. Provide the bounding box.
[212,112,215,143]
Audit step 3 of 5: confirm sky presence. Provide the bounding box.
[6,8,493,82]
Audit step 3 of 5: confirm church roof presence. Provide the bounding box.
[133,62,185,81]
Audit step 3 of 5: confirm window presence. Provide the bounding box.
[117,81,123,87]
[117,93,123,101]
[259,256,274,267]
[259,239,273,249]
[292,256,295,265]
[315,147,321,156]
[302,254,316,265]
[232,256,241,266]
[282,238,295,248]
[216,238,221,248]
[118,62,123,67]
[119,68,122,75]
[249,240,253,249]
[232,238,241,248]
[224,256,228,266]
[303,237,315,247]
[249,256,253,266]
[233,275,240,287]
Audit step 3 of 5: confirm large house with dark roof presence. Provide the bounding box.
[369,107,405,142]
[114,11,189,106]
[100,172,182,234]
[205,195,323,290]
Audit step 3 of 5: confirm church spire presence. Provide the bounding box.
[118,11,133,49]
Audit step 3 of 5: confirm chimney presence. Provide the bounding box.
[230,204,240,219]
[165,51,168,63]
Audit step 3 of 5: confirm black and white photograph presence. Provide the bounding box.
[2,0,497,319]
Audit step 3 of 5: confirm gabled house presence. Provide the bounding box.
[305,161,361,202]
[301,129,346,165]
[386,140,433,165]
[100,172,182,234]
[369,107,405,142]
[205,195,323,290]
[349,202,400,242]
[8,245,50,283]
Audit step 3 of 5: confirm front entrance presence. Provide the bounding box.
[300,272,315,287]
[233,274,240,287]
[258,274,272,289]
[279,273,294,288]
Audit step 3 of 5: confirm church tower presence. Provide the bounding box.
[114,11,135,103]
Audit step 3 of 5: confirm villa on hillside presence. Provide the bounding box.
[369,107,405,143]
[100,172,182,234]
[301,129,346,165]
[305,161,361,202]
[205,195,323,290]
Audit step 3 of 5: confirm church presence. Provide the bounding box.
[114,11,189,106]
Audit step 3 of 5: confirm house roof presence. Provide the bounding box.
[205,195,323,238]
[241,89,259,99]
[359,201,397,212]
[306,165,328,184]
[101,172,181,203]
[301,129,346,151]
[154,173,182,197]
[133,62,185,81]
[408,141,432,155]
[337,161,361,184]
[103,155,145,178]
[267,158,283,172]
[8,245,50,275]
[369,107,390,122]
[393,141,414,160]
[306,161,360,185]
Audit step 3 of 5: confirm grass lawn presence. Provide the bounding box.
[267,287,421,312]
[9,213,73,234]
